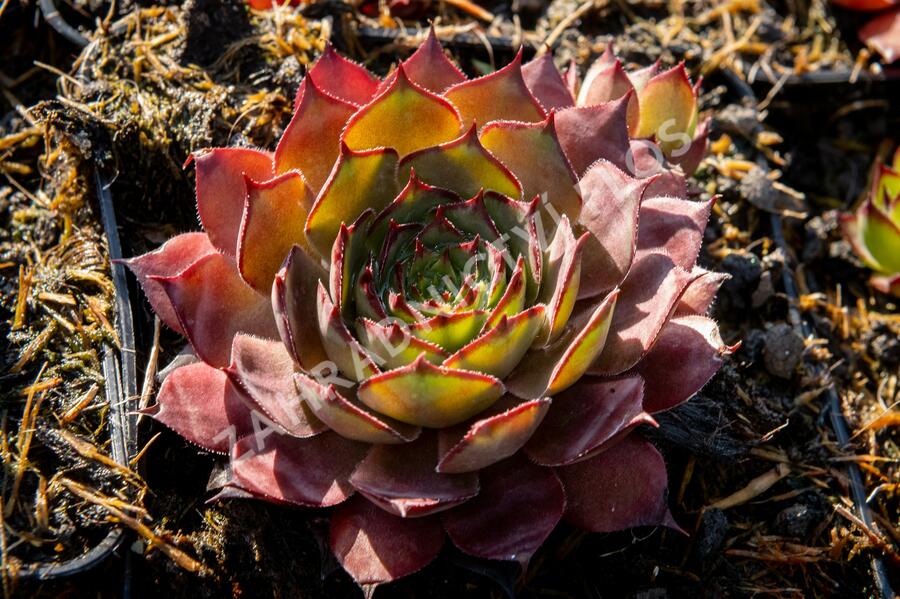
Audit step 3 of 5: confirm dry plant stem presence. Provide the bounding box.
[537,0,609,57]
[709,463,790,509]
[58,479,204,573]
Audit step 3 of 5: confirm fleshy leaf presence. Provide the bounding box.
[443,305,546,378]
[357,355,505,427]
[349,433,478,517]
[226,334,326,438]
[635,64,698,154]
[871,273,900,297]
[437,395,551,473]
[399,28,466,93]
[522,54,575,112]
[317,283,382,382]
[676,268,728,316]
[554,96,633,176]
[399,125,522,200]
[153,252,278,367]
[192,148,274,256]
[442,454,564,563]
[577,160,652,299]
[237,171,314,292]
[295,372,421,444]
[342,66,462,156]
[589,253,695,376]
[633,315,728,413]
[148,362,253,453]
[480,116,582,221]
[443,49,546,129]
[670,117,710,176]
[308,44,379,105]
[557,435,678,532]
[306,145,400,257]
[408,310,489,354]
[636,196,713,270]
[274,77,359,193]
[330,496,444,588]
[535,218,585,344]
[356,318,449,369]
[230,431,367,507]
[272,245,329,369]
[860,8,900,64]
[507,289,618,399]
[330,211,372,315]
[576,56,639,131]
[861,201,900,273]
[525,375,652,466]
[124,232,216,335]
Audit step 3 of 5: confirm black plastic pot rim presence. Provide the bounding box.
[14,171,138,581]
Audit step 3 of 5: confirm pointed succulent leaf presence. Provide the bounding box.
[148,362,253,453]
[636,196,713,270]
[152,252,278,367]
[349,433,479,517]
[272,245,329,369]
[226,334,326,437]
[861,201,900,273]
[443,49,546,129]
[437,395,551,473]
[330,496,444,589]
[480,116,582,221]
[238,171,314,292]
[329,210,372,315]
[123,232,216,334]
[676,268,728,316]
[535,218,586,344]
[342,66,462,156]
[507,289,618,399]
[357,355,504,427]
[522,54,575,112]
[308,44,379,105]
[443,305,546,378]
[590,253,695,376]
[555,96,633,176]
[400,28,466,93]
[230,431,367,507]
[274,77,359,192]
[408,310,489,353]
[306,145,399,258]
[635,64,698,154]
[577,57,639,131]
[192,148,274,256]
[317,283,382,381]
[356,318,449,368]
[442,454,564,563]
[525,375,652,466]
[557,435,678,532]
[632,315,729,413]
[369,170,461,247]
[576,160,653,299]
[485,256,527,328]
[295,372,421,443]
[399,125,522,200]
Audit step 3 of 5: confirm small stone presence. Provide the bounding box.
[695,508,729,563]
[763,323,804,379]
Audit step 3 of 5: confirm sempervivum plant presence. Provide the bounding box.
[841,149,900,296]
[126,32,730,591]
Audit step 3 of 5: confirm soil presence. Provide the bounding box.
[1,0,898,598]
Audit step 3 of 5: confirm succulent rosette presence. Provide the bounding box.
[841,149,900,296]
[126,32,730,590]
